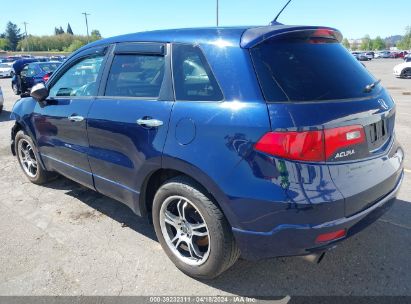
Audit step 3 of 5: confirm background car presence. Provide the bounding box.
[18,62,61,96]
[365,52,374,59]
[357,53,371,61]
[380,51,392,58]
[49,55,66,62]
[0,86,3,113]
[11,58,40,95]
[390,52,401,59]
[393,58,411,78]
[0,62,14,78]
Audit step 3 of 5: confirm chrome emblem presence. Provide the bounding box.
[378,99,389,110]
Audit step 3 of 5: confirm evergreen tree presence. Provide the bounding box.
[5,21,22,51]
[67,23,74,35]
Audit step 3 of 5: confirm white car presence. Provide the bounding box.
[0,62,14,78]
[0,86,4,113]
[393,57,411,78]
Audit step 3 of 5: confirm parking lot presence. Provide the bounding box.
[0,59,410,297]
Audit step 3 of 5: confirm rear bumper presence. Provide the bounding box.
[233,170,404,261]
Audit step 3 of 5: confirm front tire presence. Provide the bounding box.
[152,176,240,279]
[15,131,51,184]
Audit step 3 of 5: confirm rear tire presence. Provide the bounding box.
[402,68,411,79]
[152,176,240,279]
[15,131,53,185]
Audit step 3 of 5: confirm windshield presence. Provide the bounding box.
[0,64,10,68]
[251,38,379,102]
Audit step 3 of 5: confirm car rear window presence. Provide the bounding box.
[250,37,379,102]
[39,63,60,73]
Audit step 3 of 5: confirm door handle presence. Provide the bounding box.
[136,118,163,128]
[68,115,84,122]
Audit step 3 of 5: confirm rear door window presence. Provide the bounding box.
[172,44,223,101]
[251,36,379,102]
[104,54,165,98]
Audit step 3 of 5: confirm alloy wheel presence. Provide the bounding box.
[18,139,38,178]
[159,195,210,266]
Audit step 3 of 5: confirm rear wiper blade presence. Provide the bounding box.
[364,79,381,93]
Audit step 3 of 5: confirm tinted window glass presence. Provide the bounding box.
[27,66,37,77]
[20,66,28,77]
[251,38,378,102]
[39,62,60,73]
[105,55,165,98]
[172,44,223,101]
[49,55,104,97]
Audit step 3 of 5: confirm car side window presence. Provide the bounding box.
[104,54,165,98]
[27,66,37,77]
[172,44,223,101]
[20,66,28,77]
[49,55,104,98]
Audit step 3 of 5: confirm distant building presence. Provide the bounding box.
[348,39,362,50]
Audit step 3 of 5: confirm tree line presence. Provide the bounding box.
[342,26,411,51]
[0,21,102,52]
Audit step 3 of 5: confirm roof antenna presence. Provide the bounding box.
[270,0,293,25]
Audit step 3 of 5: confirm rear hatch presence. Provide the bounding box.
[247,26,404,216]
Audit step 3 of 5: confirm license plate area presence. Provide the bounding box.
[365,119,389,151]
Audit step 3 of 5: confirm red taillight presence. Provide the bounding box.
[324,126,365,160]
[254,125,365,162]
[254,131,324,162]
[315,229,346,244]
[43,73,50,83]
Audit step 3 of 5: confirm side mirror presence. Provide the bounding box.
[30,83,49,102]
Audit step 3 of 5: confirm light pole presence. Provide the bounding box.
[216,0,219,27]
[82,12,91,43]
[23,22,29,52]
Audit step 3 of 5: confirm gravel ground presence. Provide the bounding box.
[0,59,410,296]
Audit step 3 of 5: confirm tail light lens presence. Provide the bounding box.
[255,125,365,162]
[43,73,51,83]
[324,126,365,160]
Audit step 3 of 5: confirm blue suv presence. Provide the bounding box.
[11,25,404,279]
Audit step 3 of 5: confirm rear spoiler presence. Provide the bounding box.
[240,25,343,49]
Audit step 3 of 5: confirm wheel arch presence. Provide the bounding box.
[138,157,238,228]
[11,117,47,170]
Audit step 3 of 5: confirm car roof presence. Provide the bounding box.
[79,25,341,52]
[86,27,250,48]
